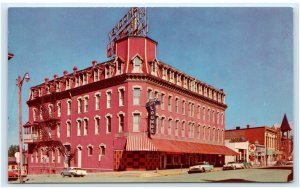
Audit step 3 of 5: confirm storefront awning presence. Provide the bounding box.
[125,135,238,156]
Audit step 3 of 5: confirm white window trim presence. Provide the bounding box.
[105,113,112,133]
[94,115,101,135]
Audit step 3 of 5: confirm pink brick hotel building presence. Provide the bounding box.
[23,9,237,174]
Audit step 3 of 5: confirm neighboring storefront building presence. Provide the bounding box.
[23,8,237,174]
[224,138,249,164]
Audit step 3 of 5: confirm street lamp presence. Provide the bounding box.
[16,72,30,183]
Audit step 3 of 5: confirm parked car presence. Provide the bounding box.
[188,162,214,174]
[273,160,286,166]
[238,160,251,169]
[60,167,87,177]
[285,161,293,166]
[8,171,18,181]
[223,162,245,170]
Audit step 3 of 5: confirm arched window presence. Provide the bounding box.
[132,56,142,73]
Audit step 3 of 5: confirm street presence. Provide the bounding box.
[8,167,292,183]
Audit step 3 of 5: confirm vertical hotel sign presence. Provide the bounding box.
[107,7,148,58]
[146,99,160,138]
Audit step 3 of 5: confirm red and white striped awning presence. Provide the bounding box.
[125,135,238,156]
[126,134,158,151]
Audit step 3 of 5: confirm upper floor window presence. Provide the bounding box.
[182,100,186,115]
[168,119,172,135]
[133,88,141,105]
[94,69,99,82]
[83,74,88,85]
[66,79,70,90]
[175,120,179,136]
[67,121,71,137]
[77,98,83,114]
[57,123,61,138]
[133,113,140,132]
[83,119,88,136]
[84,96,89,112]
[33,108,37,121]
[161,94,165,110]
[67,100,72,116]
[147,89,152,101]
[56,82,60,92]
[94,116,100,135]
[95,93,100,110]
[105,66,111,79]
[168,96,172,112]
[57,102,61,117]
[151,62,156,73]
[162,68,167,80]
[132,56,142,73]
[77,119,82,136]
[39,106,43,120]
[116,61,123,75]
[38,88,42,96]
[106,115,112,133]
[119,114,124,133]
[175,98,179,113]
[176,74,181,85]
[119,88,125,106]
[75,76,80,87]
[106,91,112,108]
[181,121,185,137]
[48,105,53,118]
[161,117,165,134]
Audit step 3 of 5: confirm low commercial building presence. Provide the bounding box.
[224,138,249,164]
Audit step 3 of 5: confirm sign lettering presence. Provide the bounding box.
[146,99,160,138]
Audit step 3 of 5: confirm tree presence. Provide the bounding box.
[8,145,19,157]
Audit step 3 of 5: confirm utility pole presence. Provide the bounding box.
[16,73,30,183]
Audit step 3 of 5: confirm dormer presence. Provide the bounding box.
[149,59,159,76]
[131,54,143,73]
[114,56,125,75]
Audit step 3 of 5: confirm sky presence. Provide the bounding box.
[6,7,293,147]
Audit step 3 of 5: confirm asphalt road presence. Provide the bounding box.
[8,167,292,184]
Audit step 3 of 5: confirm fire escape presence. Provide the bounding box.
[29,83,77,169]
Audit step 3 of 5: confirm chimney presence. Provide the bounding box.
[246,124,250,129]
[92,60,97,67]
[236,126,240,130]
[63,70,68,76]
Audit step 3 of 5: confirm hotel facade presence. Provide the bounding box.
[23,21,237,174]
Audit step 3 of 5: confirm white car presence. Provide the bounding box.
[223,162,245,170]
[188,162,214,174]
[60,167,87,177]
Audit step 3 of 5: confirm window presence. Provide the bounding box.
[39,106,43,120]
[119,88,125,106]
[182,101,186,115]
[46,85,50,94]
[57,149,61,163]
[33,108,37,121]
[161,118,165,134]
[66,79,70,90]
[56,82,60,92]
[217,112,220,124]
[75,76,80,87]
[106,91,112,108]
[168,96,172,112]
[217,129,220,143]
[77,98,83,114]
[35,150,38,163]
[31,154,34,163]
[48,105,52,118]
[197,106,201,119]
[175,98,179,113]
[95,116,100,135]
[94,69,99,81]
[95,93,100,110]
[38,88,42,96]
[106,116,112,133]
[133,88,140,105]
[162,68,167,79]
[83,74,88,85]
[161,94,165,110]
[154,91,159,99]
[202,107,206,121]
[221,113,224,125]
[203,126,206,140]
[207,109,211,123]
[152,62,156,73]
[176,74,181,85]
[132,56,142,73]
[83,119,88,136]
[77,120,81,136]
[212,128,215,142]
[147,89,152,101]
[175,120,179,136]
[88,146,93,156]
[197,125,201,138]
[168,119,172,135]
[212,110,215,124]
[192,103,195,117]
[67,121,71,137]
[100,145,106,156]
[84,96,89,112]
[181,121,185,137]
[133,113,140,132]
[116,61,122,75]
[119,114,124,133]
[188,102,191,117]
[57,102,61,117]
[57,123,61,138]
[67,100,72,116]
[105,66,110,79]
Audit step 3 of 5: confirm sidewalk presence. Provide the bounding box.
[93,167,224,177]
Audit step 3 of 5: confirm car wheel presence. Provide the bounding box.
[233,166,236,170]
[61,173,65,177]
[202,168,206,173]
